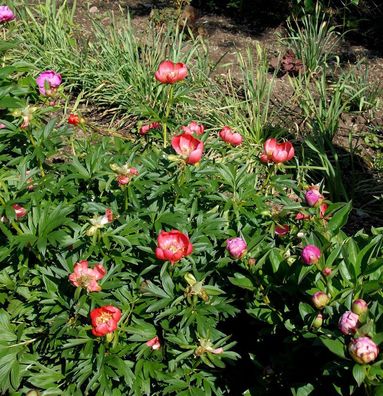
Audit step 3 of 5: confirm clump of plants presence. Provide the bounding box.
[1,2,383,396]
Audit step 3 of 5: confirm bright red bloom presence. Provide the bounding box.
[319,203,328,218]
[90,306,121,337]
[182,121,205,136]
[68,114,80,126]
[139,122,161,135]
[155,230,193,264]
[219,126,243,146]
[146,336,161,350]
[155,60,188,84]
[12,204,27,219]
[69,260,106,292]
[171,133,204,164]
[260,138,294,164]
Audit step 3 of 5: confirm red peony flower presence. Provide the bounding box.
[171,133,204,165]
[182,121,205,136]
[155,60,188,84]
[69,260,106,292]
[68,114,80,126]
[260,138,294,164]
[90,306,121,337]
[219,126,243,146]
[155,230,193,264]
[12,204,27,219]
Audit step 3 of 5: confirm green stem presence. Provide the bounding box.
[124,187,128,211]
[27,131,45,177]
[162,85,174,148]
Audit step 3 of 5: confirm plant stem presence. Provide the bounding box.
[162,85,174,148]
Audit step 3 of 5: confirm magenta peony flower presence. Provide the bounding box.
[348,337,379,364]
[301,244,321,265]
[12,204,27,219]
[36,70,62,96]
[226,237,247,259]
[338,311,359,335]
[305,186,324,207]
[0,6,15,23]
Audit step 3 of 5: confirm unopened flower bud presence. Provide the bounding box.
[352,299,368,315]
[338,311,359,335]
[348,337,379,364]
[322,267,332,276]
[312,291,330,309]
[312,313,323,328]
[305,186,324,207]
[226,237,247,259]
[301,244,321,265]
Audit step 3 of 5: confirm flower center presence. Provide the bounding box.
[96,312,113,325]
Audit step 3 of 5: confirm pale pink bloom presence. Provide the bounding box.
[305,186,324,207]
[219,126,243,146]
[12,204,27,219]
[139,122,160,135]
[146,336,161,350]
[36,70,62,96]
[111,163,139,186]
[226,237,247,259]
[0,6,15,23]
[182,121,205,136]
[349,337,379,364]
[0,123,6,129]
[352,299,368,315]
[210,347,224,354]
[301,244,321,265]
[338,311,359,335]
[69,260,106,292]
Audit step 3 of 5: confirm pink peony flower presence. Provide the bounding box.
[295,212,310,221]
[90,306,121,337]
[182,121,205,136]
[0,6,15,23]
[338,311,359,335]
[171,133,204,165]
[219,126,243,146]
[155,60,188,84]
[155,230,193,264]
[305,186,324,207]
[352,299,368,315]
[260,138,294,164]
[12,204,27,219]
[312,291,330,309]
[348,337,379,364]
[69,260,106,292]
[301,244,321,265]
[36,70,62,96]
[146,336,161,350]
[139,122,161,135]
[226,237,247,259]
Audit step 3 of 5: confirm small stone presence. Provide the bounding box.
[89,6,98,14]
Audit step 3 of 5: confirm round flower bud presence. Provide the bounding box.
[312,291,330,309]
[322,267,332,276]
[312,313,323,329]
[338,311,359,335]
[305,186,324,207]
[301,244,321,265]
[226,237,247,259]
[348,337,379,364]
[352,299,368,315]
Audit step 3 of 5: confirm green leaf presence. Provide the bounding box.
[320,337,346,359]
[228,273,254,290]
[352,364,366,387]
